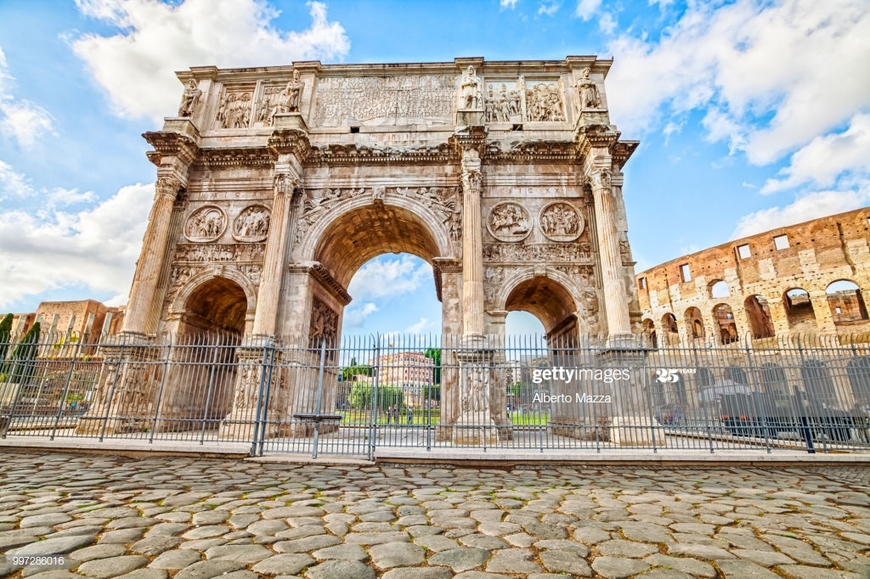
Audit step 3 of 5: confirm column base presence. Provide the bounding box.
[549,415,611,442]
[609,415,662,447]
[451,412,499,445]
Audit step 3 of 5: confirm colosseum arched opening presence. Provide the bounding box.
[826,280,870,326]
[684,307,705,341]
[661,313,680,346]
[712,303,738,345]
[744,295,775,339]
[783,288,818,333]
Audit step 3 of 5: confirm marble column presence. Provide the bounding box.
[590,167,632,342]
[252,169,300,337]
[461,149,485,338]
[122,174,184,337]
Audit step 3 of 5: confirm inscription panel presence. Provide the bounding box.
[313,75,456,126]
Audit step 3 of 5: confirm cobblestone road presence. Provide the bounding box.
[1,451,869,578]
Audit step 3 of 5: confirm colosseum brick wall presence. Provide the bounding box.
[636,207,870,346]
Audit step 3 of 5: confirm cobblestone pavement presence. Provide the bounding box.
[1,452,869,579]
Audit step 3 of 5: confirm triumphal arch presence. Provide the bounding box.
[80,57,642,442]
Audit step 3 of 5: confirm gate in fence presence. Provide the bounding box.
[2,331,870,458]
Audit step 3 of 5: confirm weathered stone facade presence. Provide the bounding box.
[636,208,870,345]
[89,57,641,439]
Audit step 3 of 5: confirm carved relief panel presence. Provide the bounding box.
[525,80,565,122]
[487,202,531,242]
[184,205,227,242]
[309,298,338,345]
[215,84,255,129]
[313,74,455,127]
[484,80,523,123]
[539,202,584,242]
[233,205,270,242]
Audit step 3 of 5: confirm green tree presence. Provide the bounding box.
[424,348,441,384]
[341,357,373,381]
[349,382,404,410]
[4,322,40,384]
[0,313,12,363]
[422,383,441,402]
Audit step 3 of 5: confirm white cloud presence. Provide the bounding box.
[343,302,378,328]
[72,0,350,122]
[0,47,54,148]
[0,182,153,309]
[500,0,519,8]
[598,12,617,34]
[607,0,870,165]
[405,317,433,334]
[760,113,870,194]
[731,187,870,239]
[538,1,561,16]
[347,255,432,302]
[0,160,34,200]
[48,187,98,207]
[575,0,601,20]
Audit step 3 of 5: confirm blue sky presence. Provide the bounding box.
[0,0,868,336]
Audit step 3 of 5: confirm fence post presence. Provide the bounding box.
[199,336,223,445]
[51,335,84,440]
[368,337,381,462]
[98,336,127,442]
[794,336,816,454]
[252,338,275,457]
[311,337,328,460]
[692,338,715,453]
[148,335,174,444]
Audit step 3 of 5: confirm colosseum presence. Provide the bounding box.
[636,207,870,347]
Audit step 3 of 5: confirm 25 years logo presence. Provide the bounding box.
[655,368,697,383]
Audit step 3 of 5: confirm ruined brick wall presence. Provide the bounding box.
[636,208,870,344]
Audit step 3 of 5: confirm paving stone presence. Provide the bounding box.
[304,559,375,579]
[668,542,735,560]
[263,506,325,519]
[180,538,226,551]
[114,570,168,579]
[192,511,229,525]
[130,536,184,556]
[539,550,593,576]
[620,522,671,543]
[77,555,149,578]
[312,544,368,560]
[635,569,695,579]
[369,541,425,568]
[428,547,492,572]
[146,522,191,537]
[452,573,512,579]
[598,539,659,558]
[148,549,203,569]
[415,534,461,552]
[247,519,288,535]
[252,553,316,575]
[276,525,327,540]
[381,568,452,579]
[777,565,864,578]
[19,513,73,528]
[107,517,159,529]
[592,556,651,578]
[69,544,127,561]
[344,531,410,545]
[173,560,247,579]
[459,533,509,550]
[204,544,274,562]
[9,534,96,555]
[485,548,543,573]
[730,548,795,566]
[573,526,611,544]
[717,559,781,578]
[182,525,229,539]
[274,534,342,553]
[99,528,146,544]
[228,514,260,529]
[521,522,568,539]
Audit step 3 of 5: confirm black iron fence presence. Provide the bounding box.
[1,331,869,458]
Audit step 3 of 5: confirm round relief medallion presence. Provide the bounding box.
[232,205,271,242]
[538,202,584,241]
[184,205,227,242]
[487,202,532,242]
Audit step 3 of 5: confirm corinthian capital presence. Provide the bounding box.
[155,175,183,201]
[591,169,611,194]
[274,172,299,195]
[462,169,482,195]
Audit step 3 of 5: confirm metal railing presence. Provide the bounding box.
[1,330,869,458]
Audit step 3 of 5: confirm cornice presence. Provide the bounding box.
[288,262,352,306]
[307,142,457,166]
[142,131,199,167]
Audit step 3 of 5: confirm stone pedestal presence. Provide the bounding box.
[609,415,659,447]
[452,336,499,446]
[218,346,272,440]
[76,338,160,435]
